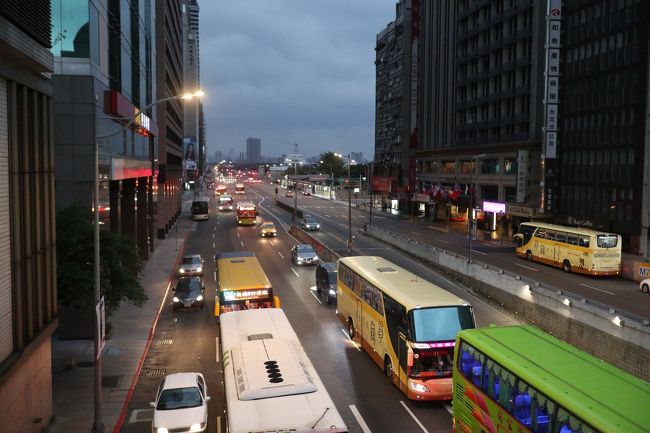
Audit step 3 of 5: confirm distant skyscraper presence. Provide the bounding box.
[351,152,364,164]
[246,138,261,163]
[213,150,223,163]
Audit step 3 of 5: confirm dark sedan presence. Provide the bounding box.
[172,276,205,310]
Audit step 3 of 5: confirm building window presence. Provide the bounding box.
[442,161,456,174]
[481,159,499,174]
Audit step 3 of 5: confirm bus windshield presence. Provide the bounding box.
[192,201,208,214]
[410,306,474,342]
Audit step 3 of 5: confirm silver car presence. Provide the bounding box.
[301,217,320,231]
[291,244,319,265]
[178,254,204,276]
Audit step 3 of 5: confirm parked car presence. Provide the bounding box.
[285,190,294,198]
[315,262,337,304]
[641,278,650,293]
[301,217,320,231]
[259,221,278,237]
[178,254,204,276]
[173,276,205,310]
[150,372,210,433]
[291,244,319,265]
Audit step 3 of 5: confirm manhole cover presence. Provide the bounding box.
[147,368,166,376]
[102,375,120,388]
[157,339,173,345]
[129,409,153,423]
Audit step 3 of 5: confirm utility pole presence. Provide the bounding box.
[347,153,352,255]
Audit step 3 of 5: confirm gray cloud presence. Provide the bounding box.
[199,0,396,161]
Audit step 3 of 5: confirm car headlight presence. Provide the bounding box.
[329,289,336,295]
[296,257,303,262]
[156,428,169,433]
[173,296,180,303]
[196,266,202,273]
[316,224,320,228]
[314,255,319,261]
[189,423,205,432]
[196,295,204,301]
[409,381,430,393]
[179,268,185,273]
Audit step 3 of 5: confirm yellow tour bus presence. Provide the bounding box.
[336,256,476,401]
[513,222,621,276]
[214,251,280,317]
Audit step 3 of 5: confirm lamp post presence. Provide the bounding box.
[336,153,353,255]
[468,153,486,263]
[92,90,204,433]
[292,161,298,224]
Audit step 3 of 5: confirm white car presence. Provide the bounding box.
[151,372,210,433]
[641,278,650,294]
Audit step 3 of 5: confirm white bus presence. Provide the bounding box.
[191,198,209,221]
[220,309,348,433]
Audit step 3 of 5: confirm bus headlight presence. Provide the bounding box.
[196,266,202,273]
[196,295,204,301]
[155,428,169,433]
[179,268,185,274]
[409,381,430,393]
[173,296,180,303]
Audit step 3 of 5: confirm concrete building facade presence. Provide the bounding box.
[0,1,59,431]
[246,137,261,163]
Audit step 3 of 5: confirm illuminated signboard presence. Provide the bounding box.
[222,289,270,302]
[483,201,506,214]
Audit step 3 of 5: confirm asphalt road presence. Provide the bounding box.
[258,183,649,321]
[120,186,517,433]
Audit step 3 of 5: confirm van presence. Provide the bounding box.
[315,262,337,304]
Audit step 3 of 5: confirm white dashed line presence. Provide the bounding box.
[470,249,487,255]
[215,337,220,362]
[434,238,449,244]
[349,405,372,433]
[443,403,453,415]
[580,283,615,296]
[399,401,429,433]
[514,262,539,272]
[309,287,322,305]
[291,268,300,278]
[278,252,284,259]
[240,241,244,247]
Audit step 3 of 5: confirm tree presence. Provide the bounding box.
[318,151,346,179]
[56,203,147,314]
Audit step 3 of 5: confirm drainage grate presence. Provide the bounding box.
[128,409,154,423]
[147,368,167,377]
[76,361,94,368]
[102,375,120,388]
[157,338,173,345]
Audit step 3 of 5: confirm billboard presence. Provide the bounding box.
[184,138,197,170]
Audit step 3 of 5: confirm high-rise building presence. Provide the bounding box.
[155,0,185,239]
[559,1,649,255]
[413,1,546,224]
[52,0,157,259]
[351,152,364,163]
[0,0,58,430]
[247,137,262,163]
[374,0,415,190]
[182,0,203,179]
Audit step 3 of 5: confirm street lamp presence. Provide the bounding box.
[292,161,298,224]
[468,153,486,263]
[335,153,353,255]
[92,89,204,433]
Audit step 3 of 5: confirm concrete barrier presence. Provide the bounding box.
[366,224,650,381]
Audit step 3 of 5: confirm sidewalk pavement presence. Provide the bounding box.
[47,191,199,433]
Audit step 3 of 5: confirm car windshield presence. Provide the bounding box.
[262,223,274,229]
[410,306,474,342]
[157,387,203,410]
[176,279,201,294]
[327,272,337,283]
[304,218,316,223]
[182,257,200,265]
[297,245,314,253]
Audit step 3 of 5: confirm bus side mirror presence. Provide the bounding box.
[407,348,414,368]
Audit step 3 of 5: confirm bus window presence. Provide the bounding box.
[555,232,567,243]
[555,408,597,433]
[567,234,579,245]
[597,234,618,248]
[578,237,590,248]
[481,358,501,401]
[458,341,484,387]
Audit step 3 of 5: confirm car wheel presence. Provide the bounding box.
[347,319,355,339]
[322,291,331,305]
[562,260,571,273]
[526,250,533,261]
[384,356,394,382]
[642,284,649,294]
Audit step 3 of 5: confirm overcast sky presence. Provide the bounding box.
[199,1,396,161]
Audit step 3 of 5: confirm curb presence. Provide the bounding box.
[111,223,191,433]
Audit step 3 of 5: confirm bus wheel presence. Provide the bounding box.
[526,250,533,261]
[562,260,571,273]
[347,319,355,339]
[384,356,393,382]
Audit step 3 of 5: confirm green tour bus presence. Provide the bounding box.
[453,325,650,433]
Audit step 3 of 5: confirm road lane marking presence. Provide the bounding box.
[309,287,322,304]
[434,238,450,244]
[324,214,331,218]
[340,329,361,351]
[443,403,453,415]
[212,242,215,249]
[580,283,615,296]
[410,231,420,235]
[471,249,487,256]
[400,401,429,433]
[215,337,220,362]
[213,271,217,282]
[349,405,372,433]
[237,232,240,238]
[514,262,539,272]
[291,268,300,278]
[217,416,221,433]
[278,252,285,259]
[240,241,244,247]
